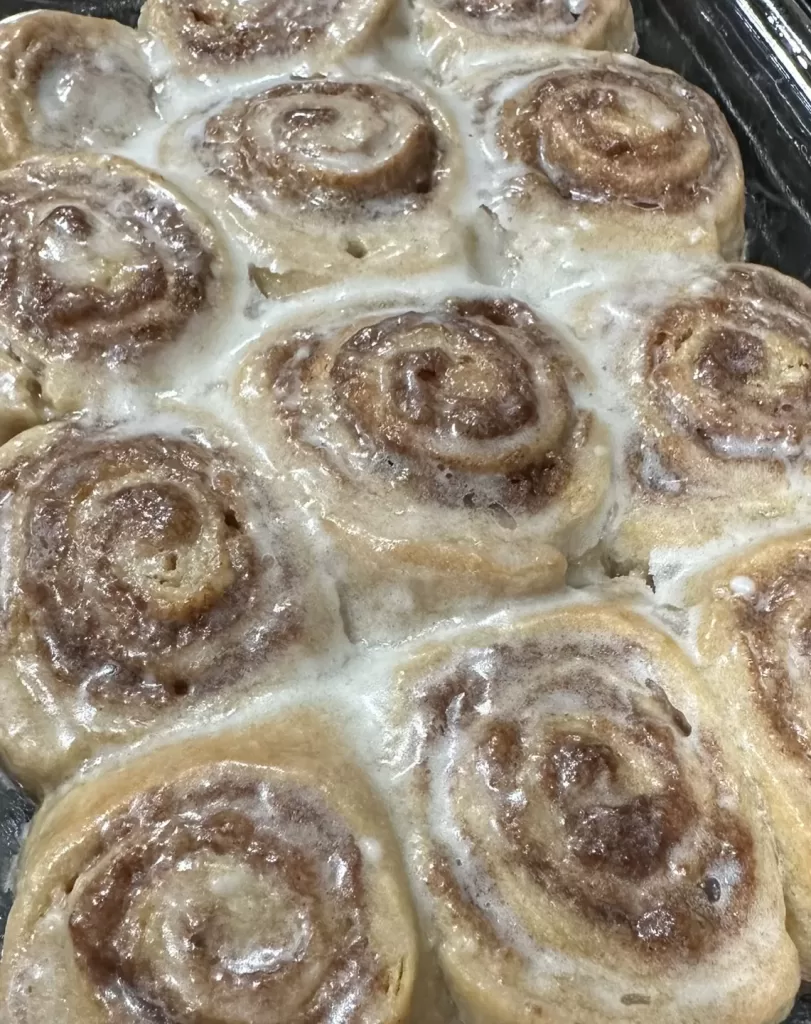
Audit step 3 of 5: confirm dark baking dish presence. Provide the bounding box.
[0,2,810,1021]
[631,0,811,284]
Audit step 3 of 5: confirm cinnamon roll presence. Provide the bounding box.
[391,600,800,1023]
[0,11,158,164]
[140,0,394,76]
[0,713,418,1023]
[0,153,230,415]
[692,532,811,978]
[608,263,811,574]
[472,53,744,265]
[0,418,336,794]
[160,76,464,296]
[413,0,635,79]
[235,293,611,628]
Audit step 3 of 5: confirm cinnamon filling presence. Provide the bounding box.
[174,0,347,61]
[202,81,442,216]
[732,552,811,761]
[270,298,581,514]
[644,267,811,457]
[68,770,385,1023]
[1,430,301,707]
[416,636,756,959]
[499,68,728,211]
[439,0,594,35]
[0,159,216,364]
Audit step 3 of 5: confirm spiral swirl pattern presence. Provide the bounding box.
[0,155,226,374]
[0,420,329,791]
[694,533,811,978]
[2,425,301,710]
[606,265,811,573]
[643,265,811,462]
[0,12,158,160]
[235,295,606,620]
[498,63,736,213]
[413,0,635,77]
[201,81,444,218]
[157,0,344,62]
[70,772,392,1022]
[266,298,585,514]
[407,615,752,955]
[141,0,391,70]
[730,573,811,762]
[0,720,418,1023]
[394,606,794,1022]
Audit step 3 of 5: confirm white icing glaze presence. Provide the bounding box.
[0,4,802,1023]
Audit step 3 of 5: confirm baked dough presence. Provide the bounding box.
[391,599,799,1023]
[0,417,337,793]
[0,712,418,1023]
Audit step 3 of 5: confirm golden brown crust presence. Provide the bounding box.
[391,601,799,1023]
[0,714,418,1023]
[0,419,336,793]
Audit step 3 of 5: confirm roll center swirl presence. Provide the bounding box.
[267,299,584,516]
[415,637,755,959]
[331,311,565,470]
[34,202,161,302]
[203,82,440,212]
[0,157,219,364]
[6,431,299,708]
[88,481,235,620]
[67,775,379,1024]
[499,69,720,209]
[646,274,811,456]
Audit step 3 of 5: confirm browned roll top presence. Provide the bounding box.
[68,768,386,1024]
[0,157,218,366]
[1,429,300,708]
[498,65,732,211]
[202,80,442,216]
[415,630,756,958]
[271,298,583,516]
[161,0,348,62]
[641,266,811,468]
